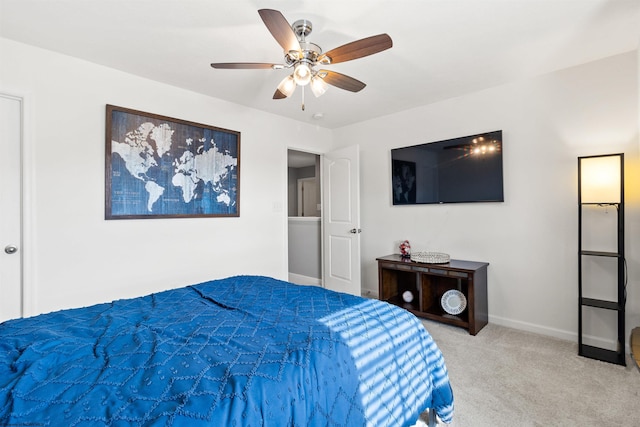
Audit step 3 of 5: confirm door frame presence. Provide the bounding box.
[0,90,33,318]
[286,147,323,286]
[285,145,361,294]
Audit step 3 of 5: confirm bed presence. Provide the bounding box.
[0,275,454,426]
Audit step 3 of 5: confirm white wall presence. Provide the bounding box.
[333,51,640,344]
[287,217,321,281]
[3,35,639,348]
[0,38,332,316]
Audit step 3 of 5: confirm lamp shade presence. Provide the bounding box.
[310,75,328,97]
[277,75,296,98]
[293,63,312,86]
[579,154,622,204]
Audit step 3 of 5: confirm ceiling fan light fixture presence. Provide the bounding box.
[310,75,328,97]
[277,75,296,97]
[293,62,312,86]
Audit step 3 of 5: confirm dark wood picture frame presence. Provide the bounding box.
[105,105,240,219]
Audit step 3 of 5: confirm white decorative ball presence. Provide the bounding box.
[402,290,414,303]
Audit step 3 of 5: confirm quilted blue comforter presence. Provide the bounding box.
[0,276,453,426]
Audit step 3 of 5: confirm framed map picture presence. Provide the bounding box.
[105,105,240,219]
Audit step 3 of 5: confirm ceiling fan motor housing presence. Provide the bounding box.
[286,42,323,64]
[285,19,324,66]
[292,19,313,39]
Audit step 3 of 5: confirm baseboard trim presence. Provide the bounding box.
[361,289,379,299]
[288,273,322,287]
[488,314,576,342]
[490,314,632,355]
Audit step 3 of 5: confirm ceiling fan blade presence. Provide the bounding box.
[210,63,280,69]
[319,70,366,92]
[319,34,392,64]
[258,9,301,53]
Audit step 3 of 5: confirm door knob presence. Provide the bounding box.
[4,245,18,254]
[349,228,362,234]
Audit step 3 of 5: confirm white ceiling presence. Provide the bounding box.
[1,0,639,129]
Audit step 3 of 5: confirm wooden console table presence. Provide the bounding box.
[376,254,489,335]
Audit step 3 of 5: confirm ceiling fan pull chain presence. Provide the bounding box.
[301,86,305,111]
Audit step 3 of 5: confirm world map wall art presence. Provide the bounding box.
[105,105,240,219]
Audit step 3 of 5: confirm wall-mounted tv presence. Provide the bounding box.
[391,130,504,205]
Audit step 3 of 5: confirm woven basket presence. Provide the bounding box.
[410,251,450,264]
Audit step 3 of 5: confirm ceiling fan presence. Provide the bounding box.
[210,9,393,110]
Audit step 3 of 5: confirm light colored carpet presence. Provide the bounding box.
[416,320,640,426]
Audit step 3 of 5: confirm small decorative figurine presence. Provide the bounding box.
[399,240,411,258]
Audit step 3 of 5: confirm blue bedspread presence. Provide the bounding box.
[0,276,453,426]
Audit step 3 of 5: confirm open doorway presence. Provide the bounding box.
[287,149,322,286]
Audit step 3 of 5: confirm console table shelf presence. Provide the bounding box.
[376,254,489,335]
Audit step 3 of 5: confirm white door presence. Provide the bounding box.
[0,94,23,322]
[322,145,361,295]
[297,177,317,217]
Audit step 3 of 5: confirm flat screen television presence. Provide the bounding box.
[391,130,504,205]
